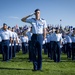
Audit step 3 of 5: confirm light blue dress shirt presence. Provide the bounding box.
[71,35,75,43]
[0,29,12,40]
[52,32,62,42]
[26,18,47,34]
[0,36,2,42]
[12,32,18,41]
[65,34,72,43]
[20,36,28,43]
[46,34,51,43]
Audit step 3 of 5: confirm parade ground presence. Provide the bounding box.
[0,51,75,75]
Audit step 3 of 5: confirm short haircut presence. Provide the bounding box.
[34,9,40,12]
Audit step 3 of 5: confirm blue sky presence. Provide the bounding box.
[0,0,75,27]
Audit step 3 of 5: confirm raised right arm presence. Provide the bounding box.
[21,13,35,22]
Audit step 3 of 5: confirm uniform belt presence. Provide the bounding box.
[33,34,42,35]
[54,41,59,43]
[2,40,9,42]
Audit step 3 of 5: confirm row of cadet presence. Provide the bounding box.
[0,23,75,62]
[43,26,75,62]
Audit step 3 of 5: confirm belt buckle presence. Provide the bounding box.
[37,34,39,35]
[37,34,40,35]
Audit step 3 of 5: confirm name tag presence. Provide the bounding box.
[38,21,44,25]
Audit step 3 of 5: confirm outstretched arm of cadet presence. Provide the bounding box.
[21,13,35,22]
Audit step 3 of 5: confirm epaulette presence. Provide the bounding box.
[41,18,45,20]
[32,18,36,21]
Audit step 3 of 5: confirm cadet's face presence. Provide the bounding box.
[35,11,40,17]
[73,30,75,34]
[56,29,59,33]
[3,25,7,30]
[12,29,14,32]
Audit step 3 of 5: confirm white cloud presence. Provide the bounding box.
[8,16,20,19]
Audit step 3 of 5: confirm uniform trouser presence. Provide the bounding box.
[31,34,43,70]
[28,41,33,61]
[72,43,75,60]
[12,41,16,58]
[0,42,2,54]
[16,45,18,53]
[48,41,53,59]
[53,41,61,62]
[2,40,9,61]
[62,44,67,53]
[66,43,72,58]
[22,42,27,54]
[17,44,20,52]
[16,44,20,53]
[9,45,12,59]
[46,43,50,57]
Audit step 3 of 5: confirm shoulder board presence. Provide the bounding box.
[32,18,36,21]
[41,18,45,20]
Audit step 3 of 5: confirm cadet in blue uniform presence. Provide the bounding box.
[16,37,21,53]
[62,32,67,54]
[20,33,28,54]
[46,33,51,55]
[8,26,12,60]
[71,28,75,60]
[52,28,62,62]
[0,23,12,61]
[49,28,55,60]
[0,34,2,54]
[12,28,18,58]
[21,9,47,71]
[65,30,72,58]
[0,27,2,54]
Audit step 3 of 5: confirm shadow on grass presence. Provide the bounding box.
[11,57,29,62]
[42,57,75,62]
[0,67,31,70]
[61,59,75,62]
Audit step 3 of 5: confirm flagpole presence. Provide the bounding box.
[60,19,62,26]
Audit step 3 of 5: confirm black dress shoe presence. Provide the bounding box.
[32,69,37,71]
[33,64,37,71]
[37,69,43,72]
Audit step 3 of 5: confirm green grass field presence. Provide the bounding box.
[0,51,75,75]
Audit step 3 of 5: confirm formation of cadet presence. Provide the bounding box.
[0,24,21,61]
[0,9,75,71]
